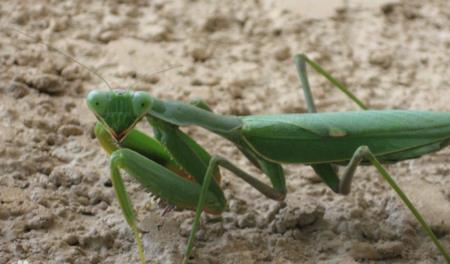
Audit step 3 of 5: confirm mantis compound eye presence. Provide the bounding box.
[86,90,109,115]
[132,91,153,117]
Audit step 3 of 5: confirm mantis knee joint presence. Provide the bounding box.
[110,149,126,167]
[355,145,370,158]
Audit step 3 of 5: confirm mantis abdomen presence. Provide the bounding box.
[241,110,450,163]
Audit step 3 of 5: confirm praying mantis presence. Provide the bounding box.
[86,54,450,264]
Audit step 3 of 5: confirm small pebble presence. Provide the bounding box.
[97,30,119,43]
[179,217,193,237]
[368,49,393,69]
[25,210,54,230]
[7,81,30,98]
[28,74,65,95]
[228,199,247,214]
[237,212,257,228]
[49,165,83,187]
[190,46,212,62]
[271,204,324,234]
[58,124,84,137]
[350,242,380,260]
[64,234,79,246]
[273,46,291,61]
[142,24,170,41]
[201,15,231,32]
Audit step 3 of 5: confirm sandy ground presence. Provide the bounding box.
[1,0,450,263]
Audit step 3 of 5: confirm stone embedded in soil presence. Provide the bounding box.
[350,242,380,260]
[207,222,225,237]
[273,46,291,61]
[7,81,30,99]
[80,228,117,250]
[97,30,119,43]
[237,212,257,228]
[88,188,111,206]
[64,234,79,246]
[228,199,248,214]
[271,204,324,234]
[201,15,231,32]
[375,241,404,259]
[58,124,84,137]
[190,45,212,62]
[179,217,194,237]
[49,165,83,187]
[25,209,54,230]
[350,241,404,260]
[27,74,65,95]
[139,73,160,84]
[61,64,88,81]
[368,49,393,69]
[141,24,171,41]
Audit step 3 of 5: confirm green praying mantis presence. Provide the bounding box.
[86,54,450,264]
[6,25,448,263]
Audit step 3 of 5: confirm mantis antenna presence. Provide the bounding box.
[127,64,182,92]
[5,26,183,92]
[3,26,113,90]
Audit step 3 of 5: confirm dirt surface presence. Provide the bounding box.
[1,0,450,263]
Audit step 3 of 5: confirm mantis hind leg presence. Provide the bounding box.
[340,146,450,262]
[293,54,368,110]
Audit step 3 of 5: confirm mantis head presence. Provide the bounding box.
[87,90,153,142]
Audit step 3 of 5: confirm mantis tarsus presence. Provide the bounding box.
[85,54,450,264]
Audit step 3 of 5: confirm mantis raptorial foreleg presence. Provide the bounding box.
[110,147,227,264]
[109,151,146,264]
[97,117,227,264]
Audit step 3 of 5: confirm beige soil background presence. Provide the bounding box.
[1,0,450,263]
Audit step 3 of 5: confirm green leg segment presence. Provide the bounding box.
[293,53,317,113]
[342,146,450,262]
[110,153,146,264]
[293,54,368,110]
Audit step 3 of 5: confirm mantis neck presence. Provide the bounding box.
[149,98,242,136]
